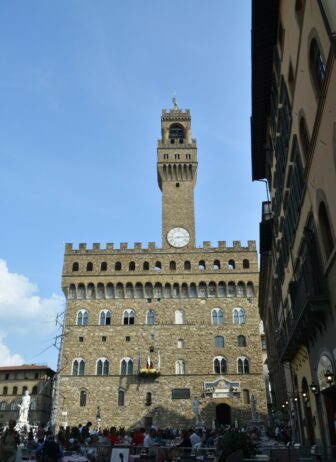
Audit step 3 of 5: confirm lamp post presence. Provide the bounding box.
[324,369,334,386]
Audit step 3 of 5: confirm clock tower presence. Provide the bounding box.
[157,98,198,249]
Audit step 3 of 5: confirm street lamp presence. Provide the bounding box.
[324,370,334,386]
[310,382,318,394]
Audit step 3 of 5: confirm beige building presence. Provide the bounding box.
[55,102,267,430]
[252,0,336,450]
[0,365,55,428]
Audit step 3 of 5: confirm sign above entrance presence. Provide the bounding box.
[204,377,240,398]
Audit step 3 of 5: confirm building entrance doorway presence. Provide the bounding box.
[216,403,231,426]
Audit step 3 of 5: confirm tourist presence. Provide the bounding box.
[35,434,64,462]
[143,428,156,447]
[81,422,92,443]
[132,428,145,446]
[189,429,201,448]
[0,420,20,462]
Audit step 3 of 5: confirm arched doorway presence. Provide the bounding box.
[216,403,231,426]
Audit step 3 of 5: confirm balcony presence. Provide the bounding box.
[277,267,330,362]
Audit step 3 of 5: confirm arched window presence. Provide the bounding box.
[175,360,185,374]
[233,308,245,325]
[96,358,109,375]
[246,282,255,298]
[116,283,124,298]
[228,259,235,270]
[243,389,250,404]
[199,260,206,270]
[215,336,224,348]
[72,262,79,272]
[189,283,197,298]
[184,261,191,270]
[173,283,180,298]
[0,401,6,410]
[154,283,162,298]
[237,335,246,347]
[87,283,95,299]
[198,282,207,297]
[86,262,93,272]
[177,339,184,349]
[13,386,18,395]
[213,260,220,270]
[77,310,88,326]
[218,282,226,297]
[154,261,162,271]
[101,262,107,271]
[169,123,185,143]
[146,392,152,406]
[120,358,133,375]
[214,356,227,374]
[175,309,184,324]
[135,283,143,298]
[237,357,250,374]
[97,283,105,299]
[170,261,176,270]
[10,401,17,410]
[237,282,246,297]
[3,386,8,395]
[32,386,38,395]
[164,283,172,298]
[123,309,135,325]
[72,358,85,376]
[129,261,136,271]
[106,283,114,298]
[228,282,236,297]
[299,116,310,161]
[118,389,125,406]
[181,283,188,298]
[69,284,76,299]
[143,261,149,270]
[319,201,334,259]
[147,310,155,325]
[115,262,122,271]
[212,308,224,325]
[125,283,134,299]
[145,283,153,298]
[100,310,111,326]
[80,390,87,406]
[243,259,250,269]
[77,283,86,299]
[309,38,326,94]
[208,282,217,297]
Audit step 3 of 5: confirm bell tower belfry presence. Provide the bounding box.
[157,99,198,249]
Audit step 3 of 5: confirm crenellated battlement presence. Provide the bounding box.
[65,240,256,254]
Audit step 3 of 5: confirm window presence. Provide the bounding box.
[309,38,326,94]
[189,283,197,298]
[246,283,255,298]
[102,336,106,342]
[72,359,85,376]
[175,360,185,374]
[198,282,207,297]
[181,283,188,298]
[101,262,107,271]
[154,283,163,298]
[143,261,149,270]
[135,283,143,298]
[120,358,133,375]
[118,389,125,406]
[243,259,250,269]
[146,392,152,406]
[176,182,180,187]
[96,359,109,375]
[170,261,176,270]
[228,282,236,297]
[237,335,246,347]
[154,261,162,271]
[123,309,135,325]
[77,283,85,299]
[86,262,93,271]
[299,116,310,161]
[129,261,136,271]
[214,356,227,374]
[237,282,246,297]
[215,336,224,348]
[77,310,88,326]
[87,283,95,299]
[5,374,9,380]
[169,123,184,142]
[116,283,124,298]
[233,308,245,325]
[177,339,184,349]
[145,283,154,298]
[186,154,191,160]
[10,401,17,410]
[184,261,191,270]
[164,154,169,160]
[243,389,250,404]
[125,283,134,298]
[175,154,180,160]
[208,282,217,297]
[175,309,184,324]
[68,284,76,299]
[0,402,6,410]
[228,260,235,270]
[106,283,114,298]
[13,386,18,395]
[261,338,267,350]
[164,283,172,298]
[218,282,226,297]
[125,336,130,342]
[173,283,180,298]
[237,357,250,374]
[72,262,79,272]
[319,201,334,259]
[115,262,122,271]
[212,308,224,325]
[100,310,111,326]
[199,260,206,270]
[213,260,220,270]
[147,310,155,325]
[80,390,87,407]
[32,385,38,395]
[97,283,105,299]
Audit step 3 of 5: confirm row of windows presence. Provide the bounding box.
[76,307,247,326]
[2,385,38,396]
[72,356,251,376]
[68,281,255,300]
[163,153,192,160]
[72,259,250,272]
[0,400,37,411]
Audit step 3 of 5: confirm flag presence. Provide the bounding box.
[158,350,161,370]
[147,352,151,369]
[138,352,141,371]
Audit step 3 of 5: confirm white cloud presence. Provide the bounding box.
[0,259,64,367]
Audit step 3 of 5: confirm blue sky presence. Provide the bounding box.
[0,1,265,370]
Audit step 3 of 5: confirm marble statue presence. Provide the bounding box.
[18,390,30,423]
[192,396,204,426]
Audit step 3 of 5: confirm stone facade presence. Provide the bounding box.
[55,103,267,430]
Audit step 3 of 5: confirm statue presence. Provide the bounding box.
[192,396,204,426]
[17,390,31,423]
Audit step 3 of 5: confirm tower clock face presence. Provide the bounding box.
[167,227,190,248]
